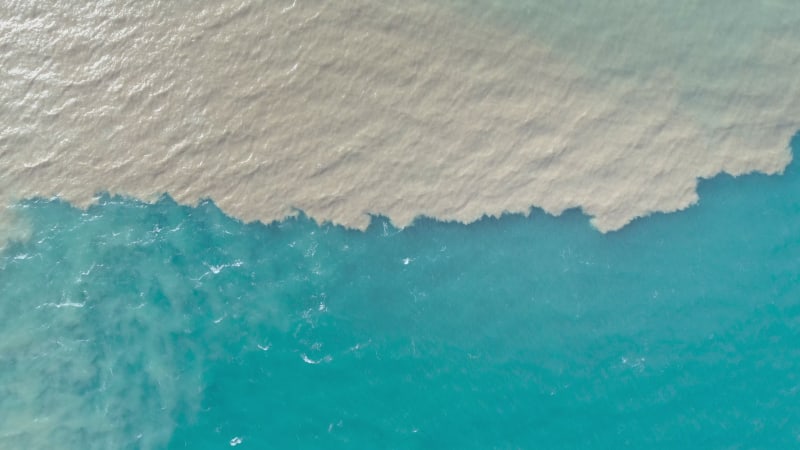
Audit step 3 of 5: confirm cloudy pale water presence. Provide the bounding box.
[0,134,798,449]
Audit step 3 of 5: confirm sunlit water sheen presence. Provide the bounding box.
[2,135,800,449]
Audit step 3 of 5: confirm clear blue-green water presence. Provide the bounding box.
[2,136,800,449]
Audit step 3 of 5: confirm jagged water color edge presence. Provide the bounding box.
[2,1,799,235]
[0,133,798,449]
[1,131,797,251]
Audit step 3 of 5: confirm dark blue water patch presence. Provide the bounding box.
[1,134,799,449]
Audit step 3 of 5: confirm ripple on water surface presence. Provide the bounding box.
[1,140,800,449]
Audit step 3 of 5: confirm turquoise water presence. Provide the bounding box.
[2,135,800,449]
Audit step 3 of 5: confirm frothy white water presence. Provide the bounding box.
[0,0,797,235]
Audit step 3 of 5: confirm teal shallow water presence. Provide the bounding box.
[2,137,800,449]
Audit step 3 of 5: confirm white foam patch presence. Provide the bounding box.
[0,0,797,233]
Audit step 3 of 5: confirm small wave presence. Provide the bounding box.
[37,301,85,309]
[301,354,333,365]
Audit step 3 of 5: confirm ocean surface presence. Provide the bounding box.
[2,0,798,231]
[2,1,800,448]
[1,134,799,449]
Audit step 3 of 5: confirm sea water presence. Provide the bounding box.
[3,0,798,232]
[2,134,800,450]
